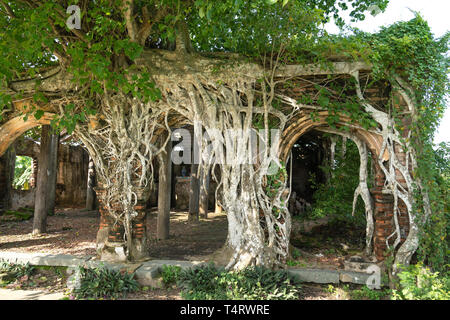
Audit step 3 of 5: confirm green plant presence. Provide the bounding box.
[286,260,301,267]
[13,156,33,190]
[3,209,33,221]
[160,265,183,286]
[291,248,301,259]
[309,138,368,227]
[70,266,139,300]
[391,263,450,300]
[0,260,35,285]
[176,264,302,300]
[350,285,391,300]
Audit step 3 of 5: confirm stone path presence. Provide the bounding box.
[0,288,65,300]
[0,251,376,300]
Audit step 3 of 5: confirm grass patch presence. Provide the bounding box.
[3,209,33,221]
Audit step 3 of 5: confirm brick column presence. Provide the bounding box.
[371,151,410,261]
[94,185,149,261]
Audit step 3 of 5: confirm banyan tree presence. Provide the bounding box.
[0,1,448,273]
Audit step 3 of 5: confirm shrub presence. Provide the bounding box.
[349,285,391,300]
[161,265,183,286]
[176,264,302,300]
[0,260,35,284]
[3,209,33,221]
[392,263,450,300]
[70,266,139,300]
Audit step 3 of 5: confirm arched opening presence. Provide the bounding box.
[0,124,94,255]
[286,130,373,269]
[279,111,385,268]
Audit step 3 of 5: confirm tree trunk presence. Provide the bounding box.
[32,125,59,235]
[85,157,96,210]
[46,133,59,215]
[4,144,15,210]
[219,165,278,270]
[157,137,172,239]
[188,162,200,222]
[199,166,210,218]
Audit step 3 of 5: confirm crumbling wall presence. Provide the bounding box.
[8,138,89,208]
[0,147,15,212]
[55,144,89,206]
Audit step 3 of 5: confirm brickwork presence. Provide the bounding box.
[371,147,410,261]
[95,187,147,244]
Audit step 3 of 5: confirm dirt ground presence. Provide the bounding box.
[289,217,367,270]
[0,207,367,267]
[0,208,373,300]
[0,207,228,261]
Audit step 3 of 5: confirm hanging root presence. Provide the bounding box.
[319,127,375,256]
[159,72,294,269]
[351,70,430,273]
[75,90,171,261]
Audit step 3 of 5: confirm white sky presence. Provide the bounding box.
[325,0,449,145]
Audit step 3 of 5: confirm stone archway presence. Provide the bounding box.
[278,110,386,163]
[278,109,409,261]
[0,113,54,157]
[0,112,54,212]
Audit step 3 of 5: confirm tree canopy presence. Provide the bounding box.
[0,0,390,119]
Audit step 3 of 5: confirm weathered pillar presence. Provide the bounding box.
[188,121,201,222]
[393,143,410,244]
[188,163,200,222]
[95,185,149,262]
[46,133,59,216]
[214,167,223,214]
[32,125,59,235]
[371,161,409,262]
[0,145,15,212]
[199,167,210,218]
[157,138,172,239]
[30,157,38,188]
[85,157,96,210]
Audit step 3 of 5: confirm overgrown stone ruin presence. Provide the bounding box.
[4,136,89,210]
[0,53,422,273]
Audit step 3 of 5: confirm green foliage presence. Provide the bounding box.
[392,263,450,300]
[190,0,388,56]
[175,264,302,300]
[160,265,183,286]
[3,209,33,221]
[266,161,287,198]
[349,285,390,300]
[0,1,447,274]
[327,284,391,300]
[356,17,449,271]
[0,260,35,285]
[189,0,322,59]
[0,0,391,123]
[309,137,367,226]
[71,266,139,300]
[13,156,33,190]
[291,247,301,259]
